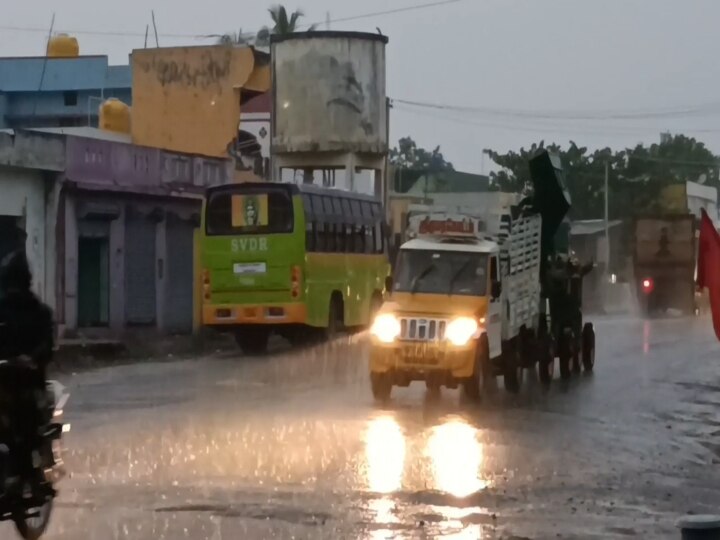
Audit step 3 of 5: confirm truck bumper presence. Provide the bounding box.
[369,341,476,380]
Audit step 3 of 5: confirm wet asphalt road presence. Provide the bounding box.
[7,315,720,539]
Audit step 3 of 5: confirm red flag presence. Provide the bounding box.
[697,208,720,340]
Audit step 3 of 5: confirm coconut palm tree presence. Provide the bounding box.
[215,6,315,48]
[268,5,316,35]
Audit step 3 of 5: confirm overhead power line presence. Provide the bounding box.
[393,98,720,121]
[0,0,469,41]
[392,102,720,136]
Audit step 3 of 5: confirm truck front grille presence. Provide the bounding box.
[399,318,447,341]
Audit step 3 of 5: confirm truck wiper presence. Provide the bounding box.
[410,264,436,294]
[448,258,474,295]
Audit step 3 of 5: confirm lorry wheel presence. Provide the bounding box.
[370,372,392,402]
[235,328,270,355]
[538,334,555,385]
[582,323,595,372]
[572,334,582,374]
[558,329,574,380]
[462,337,489,402]
[503,343,523,394]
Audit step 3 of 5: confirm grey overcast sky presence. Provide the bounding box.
[3,0,719,172]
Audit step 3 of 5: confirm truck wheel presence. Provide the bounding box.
[572,333,582,374]
[558,329,574,380]
[463,336,489,402]
[235,328,270,355]
[503,343,523,394]
[538,334,555,385]
[582,323,595,372]
[370,372,392,402]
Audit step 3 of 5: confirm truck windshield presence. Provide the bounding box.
[205,185,294,236]
[394,249,488,296]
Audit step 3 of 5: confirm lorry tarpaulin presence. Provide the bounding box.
[697,208,720,341]
[528,150,571,260]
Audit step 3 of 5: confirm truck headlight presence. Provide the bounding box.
[445,317,479,346]
[370,313,401,343]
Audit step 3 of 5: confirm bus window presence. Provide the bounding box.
[347,225,356,253]
[341,198,352,217]
[206,185,294,235]
[322,196,334,216]
[361,201,373,218]
[315,222,326,252]
[337,223,346,252]
[306,220,316,251]
[374,222,384,254]
[365,226,374,254]
[332,197,343,216]
[302,194,313,220]
[350,199,361,218]
[325,223,337,252]
[311,195,324,217]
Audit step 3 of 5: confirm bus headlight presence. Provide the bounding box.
[445,317,479,346]
[371,314,401,343]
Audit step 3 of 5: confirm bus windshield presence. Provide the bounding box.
[394,249,488,296]
[205,185,294,236]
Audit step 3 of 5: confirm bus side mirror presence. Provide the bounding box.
[491,280,502,299]
[385,276,394,292]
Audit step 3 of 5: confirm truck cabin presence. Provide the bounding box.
[392,237,500,299]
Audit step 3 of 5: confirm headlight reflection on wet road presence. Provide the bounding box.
[427,418,487,497]
[364,415,406,494]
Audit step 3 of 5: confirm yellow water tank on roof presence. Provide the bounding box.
[47,34,79,57]
[99,98,131,134]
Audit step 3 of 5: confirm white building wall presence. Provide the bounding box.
[0,167,47,300]
[686,180,718,223]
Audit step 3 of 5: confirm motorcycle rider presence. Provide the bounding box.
[0,241,55,492]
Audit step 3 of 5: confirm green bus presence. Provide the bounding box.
[201,182,390,353]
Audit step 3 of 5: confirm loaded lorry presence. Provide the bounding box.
[368,151,596,400]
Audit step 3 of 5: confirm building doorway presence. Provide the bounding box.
[77,236,109,327]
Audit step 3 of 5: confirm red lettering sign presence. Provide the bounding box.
[418,218,475,235]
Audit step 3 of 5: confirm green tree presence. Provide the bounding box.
[486,134,720,220]
[389,136,454,171]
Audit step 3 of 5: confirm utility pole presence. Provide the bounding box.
[604,160,610,277]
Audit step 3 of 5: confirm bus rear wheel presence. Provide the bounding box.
[235,327,270,355]
[325,295,344,341]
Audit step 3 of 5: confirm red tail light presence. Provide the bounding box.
[291,265,302,299]
[641,277,654,294]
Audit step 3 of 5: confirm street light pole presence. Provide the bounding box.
[604,160,610,276]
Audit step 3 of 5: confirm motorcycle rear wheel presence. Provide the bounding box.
[14,494,53,540]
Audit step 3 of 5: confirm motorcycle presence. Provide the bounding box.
[0,360,69,540]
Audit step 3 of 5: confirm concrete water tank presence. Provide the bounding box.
[47,34,79,57]
[99,98,131,134]
[270,31,388,155]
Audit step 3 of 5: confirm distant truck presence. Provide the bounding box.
[633,214,696,316]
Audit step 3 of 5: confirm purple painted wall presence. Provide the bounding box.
[65,135,231,191]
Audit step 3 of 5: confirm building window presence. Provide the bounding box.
[63,91,78,107]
